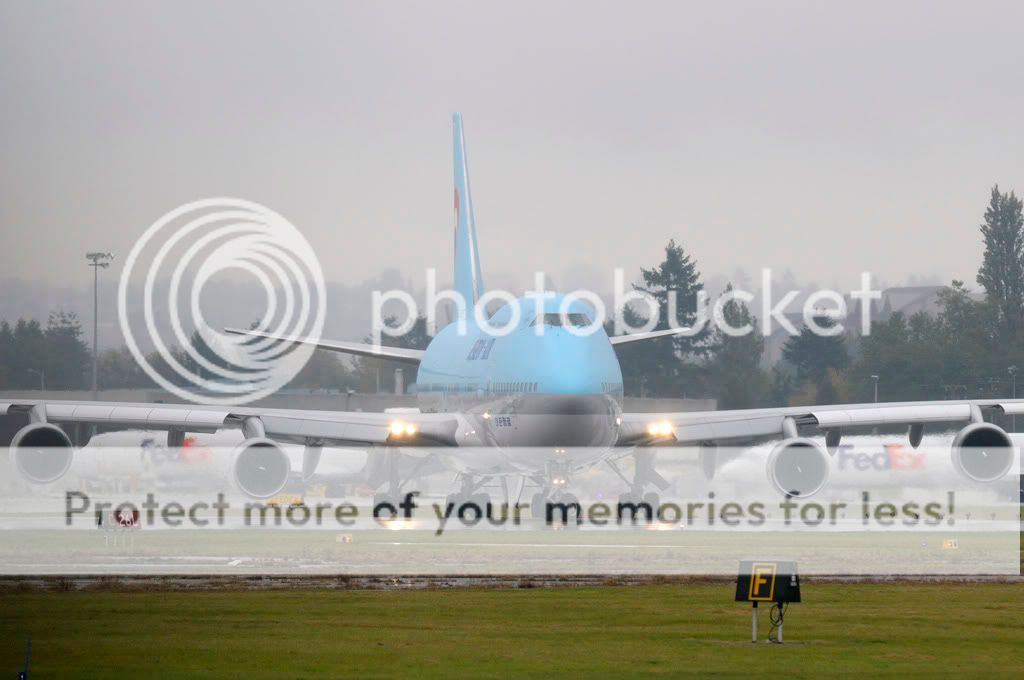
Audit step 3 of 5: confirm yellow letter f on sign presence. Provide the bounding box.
[749,562,777,601]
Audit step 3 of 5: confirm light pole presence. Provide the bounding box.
[1009,366,1017,432]
[26,368,45,391]
[86,252,114,400]
[870,374,879,403]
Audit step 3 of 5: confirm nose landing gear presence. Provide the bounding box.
[529,461,581,525]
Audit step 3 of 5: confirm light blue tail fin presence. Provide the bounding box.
[452,113,484,312]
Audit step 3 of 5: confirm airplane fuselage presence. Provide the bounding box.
[413,294,624,462]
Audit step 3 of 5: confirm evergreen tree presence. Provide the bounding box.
[768,362,797,406]
[636,238,708,356]
[10,319,46,389]
[98,346,155,389]
[852,311,936,402]
[936,281,1001,397]
[781,315,849,403]
[43,311,90,389]
[707,285,768,409]
[977,186,1024,339]
[605,304,660,397]
[611,239,708,397]
[0,321,12,388]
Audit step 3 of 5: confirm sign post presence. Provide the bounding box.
[99,508,141,552]
[20,637,30,679]
[735,560,800,643]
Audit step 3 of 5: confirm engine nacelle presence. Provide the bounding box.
[951,422,1015,483]
[231,438,290,498]
[9,423,74,484]
[766,437,830,498]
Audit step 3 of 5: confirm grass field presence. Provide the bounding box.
[1,583,1023,678]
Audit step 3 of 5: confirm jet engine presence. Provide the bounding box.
[9,422,74,484]
[766,437,830,498]
[950,422,1015,483]
[231,438,290,498]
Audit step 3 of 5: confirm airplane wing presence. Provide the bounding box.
[609,328,698,346]
[617,399,1024,446]
[223,328,424,364]
[0,399,457,448]
[1,397,460,497]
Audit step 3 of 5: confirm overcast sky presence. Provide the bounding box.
[3,1,1024,300]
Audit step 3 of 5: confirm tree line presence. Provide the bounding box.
[612,185,1024,409]
[0,310,430,393]
[0,313,92,390]
[1,186,1020,407]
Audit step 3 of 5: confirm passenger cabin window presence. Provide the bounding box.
[530,312,593,328]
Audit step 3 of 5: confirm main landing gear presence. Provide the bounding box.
[372,448,434,514]
[445,474,493,513]
[607,450,669,518]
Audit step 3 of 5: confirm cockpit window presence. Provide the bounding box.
[530,312,593,328]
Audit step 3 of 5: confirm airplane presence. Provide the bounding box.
[70,429,369,495]
[2,114,1018,520]
[712,433,1023,499]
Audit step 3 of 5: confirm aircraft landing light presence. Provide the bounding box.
[389,420,418,439]
[647,420,674,437]
[384,519,418,531]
